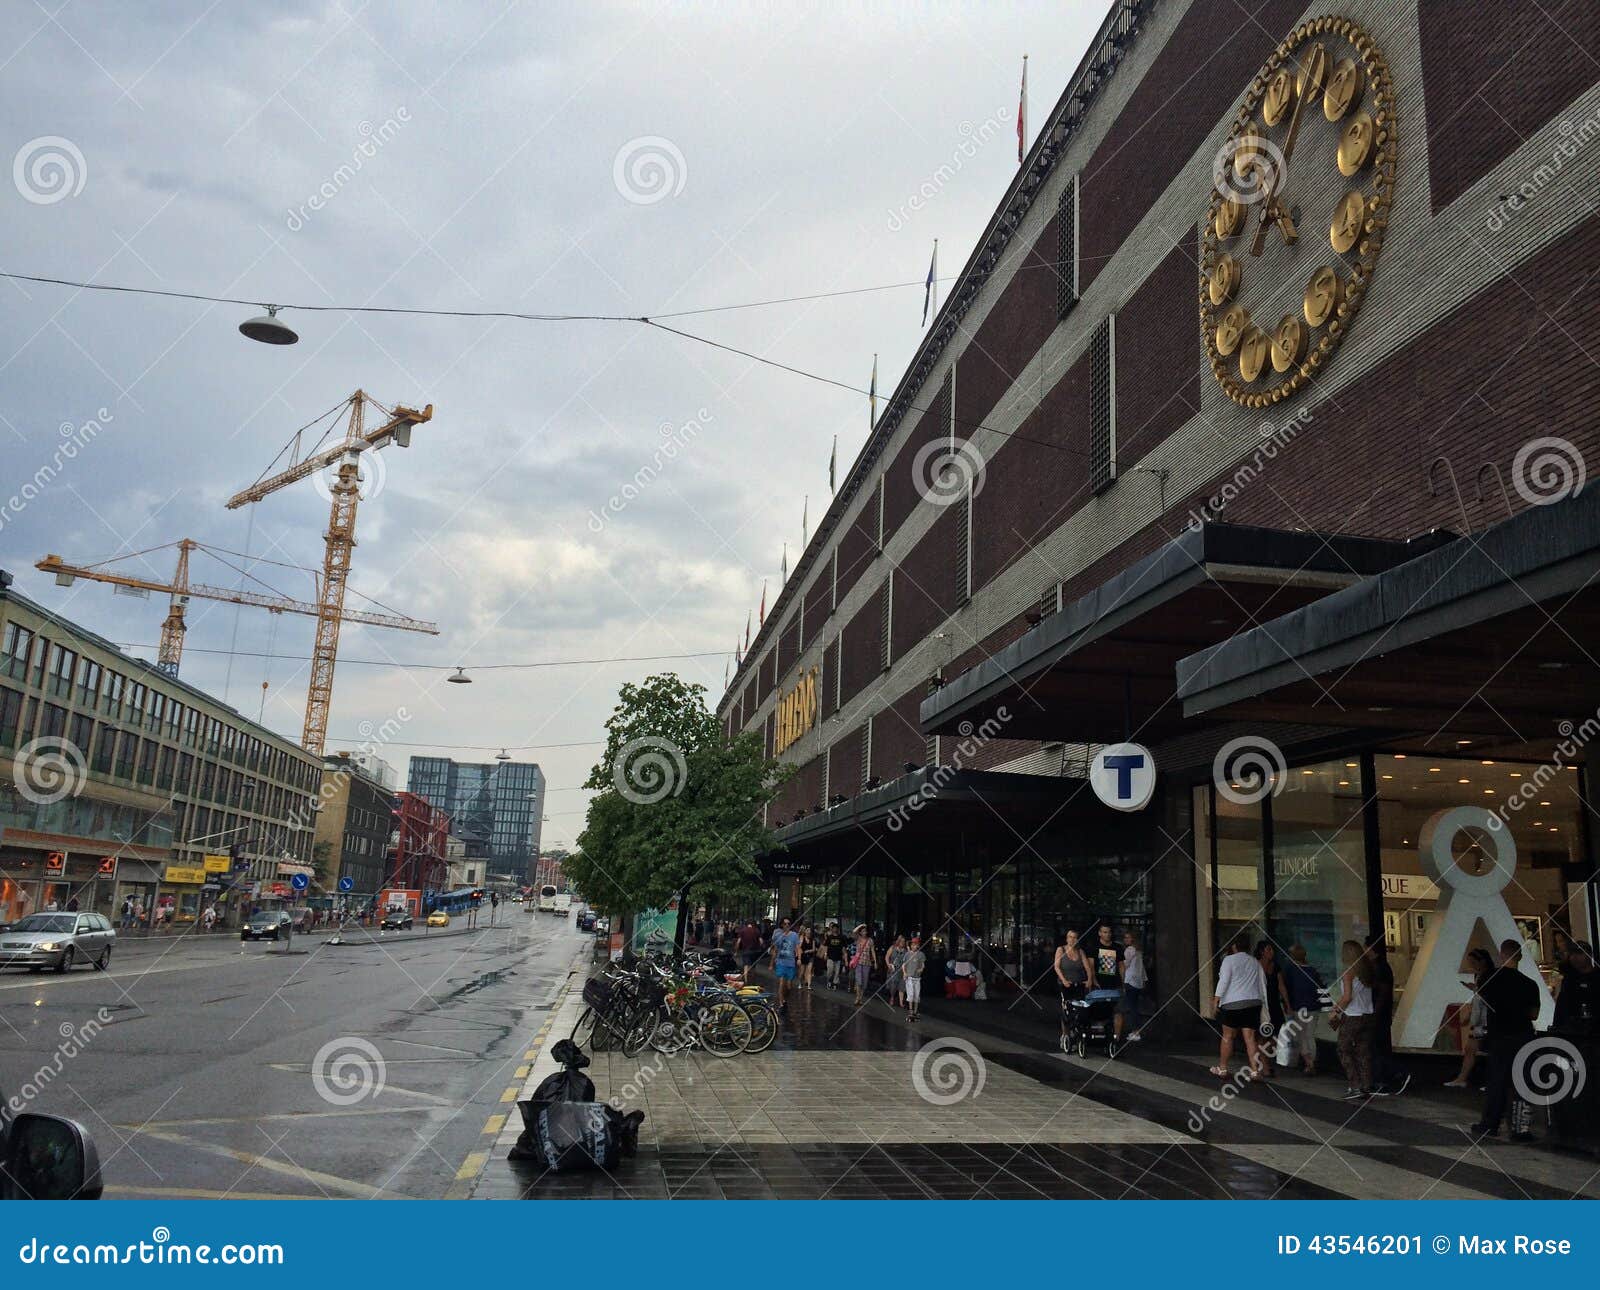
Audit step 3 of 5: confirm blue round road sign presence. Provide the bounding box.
[290,873,310,891]
[338,876,355,892]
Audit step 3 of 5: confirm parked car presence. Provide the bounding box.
[577,909,596,932]
[0,912,115,973]
[240,911,292,942]
[380,908,414,931]
[426,910,449,928]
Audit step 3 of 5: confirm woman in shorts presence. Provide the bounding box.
[1211,932,1266,1078]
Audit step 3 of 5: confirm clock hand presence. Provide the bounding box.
[1250,43,1324,256]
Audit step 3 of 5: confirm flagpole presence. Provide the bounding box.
[1018,54,1028,164]
[932,239,939,317]
[829,434,838,495]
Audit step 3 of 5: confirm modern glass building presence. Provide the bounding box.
[406,756,543,884]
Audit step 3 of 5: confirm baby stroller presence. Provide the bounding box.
[1060,988,1123,1058]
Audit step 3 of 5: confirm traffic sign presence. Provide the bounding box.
[290,873,310,891]
[338,876,355,892]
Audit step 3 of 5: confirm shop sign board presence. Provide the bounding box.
[203,854,232,874]
[163,865,207,885]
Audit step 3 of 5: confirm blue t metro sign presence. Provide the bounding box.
[1090,741,1157,812]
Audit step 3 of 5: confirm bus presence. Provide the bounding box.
[537,885,558,913]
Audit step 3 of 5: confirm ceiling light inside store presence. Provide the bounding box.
[1457,740,1472,746]
[1459,778,1470,784]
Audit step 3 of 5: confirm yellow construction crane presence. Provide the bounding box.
[36,540,438,678]
[225,390,435,756]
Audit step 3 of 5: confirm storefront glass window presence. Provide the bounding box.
[1374,753,1580,1047]
[1267,759,1369,993]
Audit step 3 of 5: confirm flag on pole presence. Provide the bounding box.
[869,353,878,428]
[724,658,729,688]
[781,543,788,586]
[802,496,809,546]
[744,612,751,650]
[1017,55,1028,163]
[758,581,767,627]
[829,435,838,494]
[922,240,938,326]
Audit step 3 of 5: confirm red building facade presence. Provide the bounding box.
[388,790,449,895]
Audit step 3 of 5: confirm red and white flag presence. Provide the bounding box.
[1017,55,1028,163]
[758,580,767,627]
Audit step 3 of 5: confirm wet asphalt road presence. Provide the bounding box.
[0,911,588,1198]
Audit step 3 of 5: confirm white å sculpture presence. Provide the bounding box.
[1393,806,1554,1050]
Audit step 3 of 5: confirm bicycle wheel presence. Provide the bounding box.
[741,1000,778,1053]
[698,1000,754,1057]
[620,1001,659,1058]
[650,1004,696,1055]
[572,1006,598,1048]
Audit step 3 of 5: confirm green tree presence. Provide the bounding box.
[570,673,789,949]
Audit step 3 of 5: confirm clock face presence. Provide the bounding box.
[1200,17,1397,408]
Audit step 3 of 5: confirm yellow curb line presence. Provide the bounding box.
[498,1086,519,1103]
[483,1113,506,1135]
[455,1150,489,1181]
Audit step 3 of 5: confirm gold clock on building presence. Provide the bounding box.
[1200,17,1397,408]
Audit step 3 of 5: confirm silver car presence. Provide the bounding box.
[0,912,116,973]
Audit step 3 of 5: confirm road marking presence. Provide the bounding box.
[455,1150,489,1181]
[483,1113,506,1135]
[0,957,275,992]
[524,1049,538,1060]
[117,1105,436,1129]
[514,1064,530,1078]
[105,1184,326,1200]
[131,1128,397,1198]
[499,1087,519,1103]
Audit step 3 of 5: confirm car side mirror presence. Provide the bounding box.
[1,1113,104,1199]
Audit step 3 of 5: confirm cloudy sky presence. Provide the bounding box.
[0,1,1102,845]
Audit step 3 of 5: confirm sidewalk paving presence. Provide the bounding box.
[471,971,1600,1201]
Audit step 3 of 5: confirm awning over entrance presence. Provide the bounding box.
[760,768,1104,880]
[1175,489,1600,746]
[920,521,1434,742]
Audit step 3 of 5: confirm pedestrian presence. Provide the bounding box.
[120,897,134,930]
[1469,939,1542,1142]
[1254,940,1283,1078]
[1212,932,1267,1078]
[903,935,927,1020]
[850,924,877,1007]
[1278,944,1325,1074]
[66,895,79,912]
[1054,929,1090,1044]
[1090,923,1121,992]
[735,919,762,983]
[1116,930,1147,1044]
[884,934,908,1009]
[824,921,846,989]
[798,922,816,991]
[1553,940,1599,1033]
[1446,947,1494,1088]
[810,923,827,987]
[133,900,145,931]
[1333,938,1378,1100]
[201,905,217,933]
[1366,940,1410,1095]
[769,916,801,1011]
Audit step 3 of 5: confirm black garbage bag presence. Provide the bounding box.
[529,1039,595,1104]
[508,1101,645,1170]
